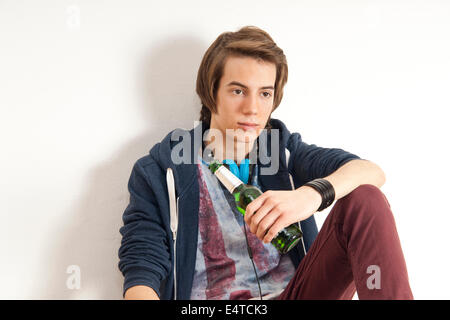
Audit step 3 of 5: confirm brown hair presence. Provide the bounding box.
[196,26,288,129]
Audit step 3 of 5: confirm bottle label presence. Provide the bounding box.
[214,166,242,193]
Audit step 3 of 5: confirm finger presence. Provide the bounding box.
[249,200,276,234]
[255,209,281,240]
[263,217,288,244]
[244,190,272,224]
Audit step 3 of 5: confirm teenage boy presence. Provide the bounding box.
[118,26,413,300]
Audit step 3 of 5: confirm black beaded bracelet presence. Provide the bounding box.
[304,178,336,212]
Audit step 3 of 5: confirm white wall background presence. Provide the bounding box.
[0,0,448,299]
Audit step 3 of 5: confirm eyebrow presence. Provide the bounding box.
[226,81,274,90]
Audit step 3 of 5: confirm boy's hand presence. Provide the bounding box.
[244,186,322,243]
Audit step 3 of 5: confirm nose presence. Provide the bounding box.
[241,92,258,115]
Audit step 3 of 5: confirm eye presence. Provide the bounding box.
[233,89,243,95]
[261,91,272,98]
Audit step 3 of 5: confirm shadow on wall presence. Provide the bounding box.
[35,34,207,299]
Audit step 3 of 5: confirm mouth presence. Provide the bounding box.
[237,122,259,131]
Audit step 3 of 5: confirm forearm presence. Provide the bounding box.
[246,160,386,242]
[321,159,386,201]
[124,285,160,300]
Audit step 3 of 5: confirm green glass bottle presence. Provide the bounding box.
[208,160,303,254]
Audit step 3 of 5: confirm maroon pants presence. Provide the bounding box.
[277,184,413,300]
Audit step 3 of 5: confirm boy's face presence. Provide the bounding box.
[210,55,276,145]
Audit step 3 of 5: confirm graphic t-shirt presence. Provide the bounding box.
[190,153,296,300]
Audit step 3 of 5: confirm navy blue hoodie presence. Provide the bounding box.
[118,118,360,299]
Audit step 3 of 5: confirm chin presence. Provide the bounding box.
[223,126,258,142]
[235,132,258,143]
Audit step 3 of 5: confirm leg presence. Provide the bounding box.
[278,184,413,300]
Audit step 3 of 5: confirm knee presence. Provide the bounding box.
[335,184,392,226]
[343,184,389,209]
